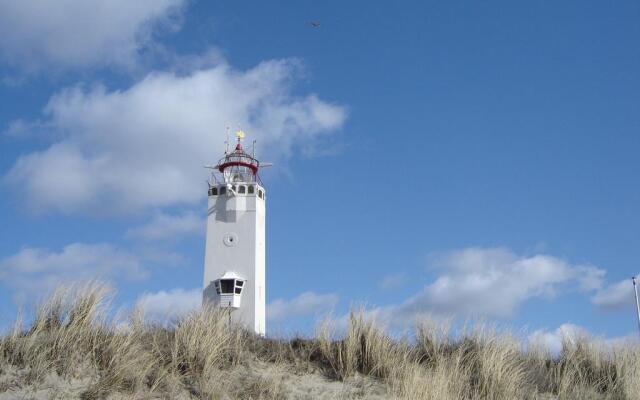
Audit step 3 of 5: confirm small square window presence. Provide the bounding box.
[210,187,218,196]
[248,185,255,194]
[219,186,226,195]
[238,185,246,194]
[258,190,263,199]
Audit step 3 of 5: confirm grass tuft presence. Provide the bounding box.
[1,283,639,399]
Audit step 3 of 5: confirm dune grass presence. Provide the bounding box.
[1,284,638,399]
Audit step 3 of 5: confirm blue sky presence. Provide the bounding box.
[1,1,639,345]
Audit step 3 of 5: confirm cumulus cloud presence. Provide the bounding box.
[133,288,338,325]
[528,323,638,355]
[0,242,146,302]
[4,59,347,214]
[136,288,338,321]
[591,276,638,310]
[2,119,49,138]
[126,211,204,241]
[379,272,407,290]
[363,248,606,326]
[135,289,340,325]
[268,291,339,322]
[528,323,591,355]
[135,287,201,321]
[0,0,185,70]
[406,248,602,318]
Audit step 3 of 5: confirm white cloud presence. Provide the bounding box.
[379,272,407,290]
[362,248,606,326]
[268,291,339,322]
[528,323,591,355]
[591,276,638,310]
[126,211,204,241]
[0,242,147,302]
[576,265,606,292]
[0,0,185,70]
[135,287,201,321]
[528,323,638,355]
[2,119,47,138]
[4,59,347,214]
[406,248,602,318]
[133,289,339,325]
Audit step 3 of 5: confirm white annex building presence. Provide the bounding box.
[203,131,268,335]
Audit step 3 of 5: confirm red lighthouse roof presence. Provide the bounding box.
[207,129,274,185]
[205,130,271,185]
[217,135,258,174]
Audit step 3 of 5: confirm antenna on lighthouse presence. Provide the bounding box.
[633,276,640,337]
[252,140,256,158]
[225,126,230,154]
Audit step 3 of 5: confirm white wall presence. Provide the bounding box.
[203,184,266,335]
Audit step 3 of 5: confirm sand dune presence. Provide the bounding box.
[1,283,638,399]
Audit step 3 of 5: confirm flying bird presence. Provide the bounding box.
[309,21,321,28]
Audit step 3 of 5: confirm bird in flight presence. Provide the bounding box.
[309,21,321,28]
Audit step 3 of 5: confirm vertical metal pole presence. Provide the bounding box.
[633,276,640,337]
[225,126,230,154]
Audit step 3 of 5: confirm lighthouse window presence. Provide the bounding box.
[210,187,218,196]
[248,185,255,194]
[238,185,246,194]
[236,281,244,287]
[219,186,226,195]
[258,190,263,199]
[220,279,234,294]
[234,287,242,294]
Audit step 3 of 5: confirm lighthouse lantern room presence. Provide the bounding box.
[203,130,268,335]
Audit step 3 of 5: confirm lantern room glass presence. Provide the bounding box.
[223,165,255,183]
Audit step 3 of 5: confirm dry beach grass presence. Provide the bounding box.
[1,283,639,399]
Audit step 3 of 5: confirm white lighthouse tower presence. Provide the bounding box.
[203,130,267,335]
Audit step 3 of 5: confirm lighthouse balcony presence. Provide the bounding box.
[208,184,265,200]
[219,293,242,308]
[212,272,246,309]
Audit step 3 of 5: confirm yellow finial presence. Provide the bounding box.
[235,130,245,140]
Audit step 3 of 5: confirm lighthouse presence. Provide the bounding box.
[203,130,267,335]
